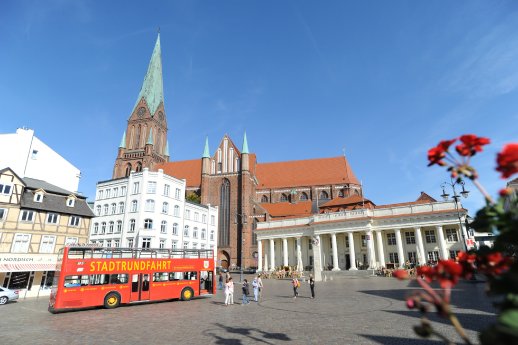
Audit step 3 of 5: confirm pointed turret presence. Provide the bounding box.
[119,131,126,148]
[203,136,210,158]
[133,33,164,117]
[241,132,249,172]
[242,131,249,154]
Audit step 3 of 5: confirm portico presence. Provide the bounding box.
[255,199,470,281]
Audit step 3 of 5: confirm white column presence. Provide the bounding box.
[376,230,385,268]
[312,236,323,281]
[436,226,448,260]
[415,227,426,265]
[348,232,357,270]
[331,233,340,271]
[282,238,288,266]
[367,230,376,269]
[264,250,268,272]
[269,239,275,271]
[257,240,263,272]
[395,229,405,268]
[296,237,303,271]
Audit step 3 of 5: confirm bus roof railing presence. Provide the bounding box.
[65,246,214,260]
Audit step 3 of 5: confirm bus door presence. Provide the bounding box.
[200,271,214,295]
[130,273,150,302]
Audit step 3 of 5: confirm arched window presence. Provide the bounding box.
[162,202,169,214]
[125,163,132,177]
[108,221,114,233]
[338,190,344,197]
[131,200,138,212]
[184,225,190,237]
[201,228,206,239]
[129,219,135,232]
[172,223,178,235]
[280,194,288,202]
[300,192,308,201]
[319,191,329,199]
[219,179,230,246]
[144,219,153,229]
[96,205,101,216]
[111,203,117,214]
[93,223,99,234]
[118,202,125,213]
[145,199,155,212]
[174,205,180,216]
[136,124,141,148]
[161,221,167,233]
[136,162,143,172]
[261,195,268,203]
[116,220,122,233]
[193,227,198,238]
[103,204,109,215]
[101,222,106,234]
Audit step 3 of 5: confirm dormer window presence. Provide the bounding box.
[34,192,44,202]
[66,195,76,207]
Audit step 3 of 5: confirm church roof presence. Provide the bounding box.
[133,34,164,116]
[256,156,359,189]
[260,201,313,218]
[157,159,201,188]
[320,195,374,208]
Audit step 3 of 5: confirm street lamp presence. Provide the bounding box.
[441,178,470,251]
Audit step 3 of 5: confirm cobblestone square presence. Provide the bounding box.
[3,276,495,345]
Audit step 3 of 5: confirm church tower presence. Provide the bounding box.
[113,34,169,179]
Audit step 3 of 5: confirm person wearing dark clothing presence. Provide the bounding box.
[242,279,250,305]
[309,274,315,298]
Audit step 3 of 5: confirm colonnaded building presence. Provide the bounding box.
[111,33,471,272]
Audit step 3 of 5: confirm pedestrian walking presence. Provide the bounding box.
[252,276,260,302]
[257,275,263,300]
[224,277,234,305]
[309,274,315,298]
[292,277,300,298]
[241,279,250,305]
[218,272,223,290]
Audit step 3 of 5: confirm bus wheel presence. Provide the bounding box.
[104,292,121,309]
[181,287,194,301]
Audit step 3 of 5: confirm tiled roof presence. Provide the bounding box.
[256,156,359,189]
[24,177,74,196]
[375,192,437,209]
[321,195,373,207]
[260,201,313,218]
[156,159,202,188]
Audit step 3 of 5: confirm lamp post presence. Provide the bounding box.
[440,178,470,252]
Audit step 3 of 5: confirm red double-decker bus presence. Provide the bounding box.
[48,245,215,313]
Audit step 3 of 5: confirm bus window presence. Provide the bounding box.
[183,271,197,280]
[153,272,168,282]
[92,248,105,258]
[142,275,150,291]
[68,249,87,259]
[110,274,128,284]
[90,274,110,285]
[132,274,139,292]
[64,275,89,287]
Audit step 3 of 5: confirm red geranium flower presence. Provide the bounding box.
[417,266,436,283]
[427,139,456,166]
[393,269,409,280]
[496,143,518,178]
[436,260,463,288]
[455,135,490,157]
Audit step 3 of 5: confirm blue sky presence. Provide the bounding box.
[1,0,517,215]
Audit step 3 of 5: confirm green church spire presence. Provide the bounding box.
[242,131,249,154]
[133,33,164,117]
[147,128,153,145]
[202,136,210,158]
[119,131,126,148]
[164,140,169,156]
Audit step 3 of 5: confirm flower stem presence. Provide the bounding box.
[449,313,473,345]
[472,179,494,204]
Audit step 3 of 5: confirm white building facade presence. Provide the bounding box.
[0,128,81,193]
[256,200,470,281]
[89,168,218,254]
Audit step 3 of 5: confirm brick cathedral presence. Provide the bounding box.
[113,34,362,269]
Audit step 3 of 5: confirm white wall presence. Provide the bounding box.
[0,128,80,192]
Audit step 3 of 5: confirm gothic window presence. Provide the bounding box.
[261,195,268,203]
[125,163,132,177]
[280,194,288,202]
[130,125,135,148]
[219,178,230,246]
[136,125,141,148]
[338,190,344,197]
[319,191,329,199]
[300,192,308,201]
[136,162,142,173]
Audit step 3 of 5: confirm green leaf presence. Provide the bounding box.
[499,309,518,329]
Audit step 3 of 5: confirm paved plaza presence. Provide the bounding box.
[3,276,495,345]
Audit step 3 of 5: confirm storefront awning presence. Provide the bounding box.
[0,262,57,272]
